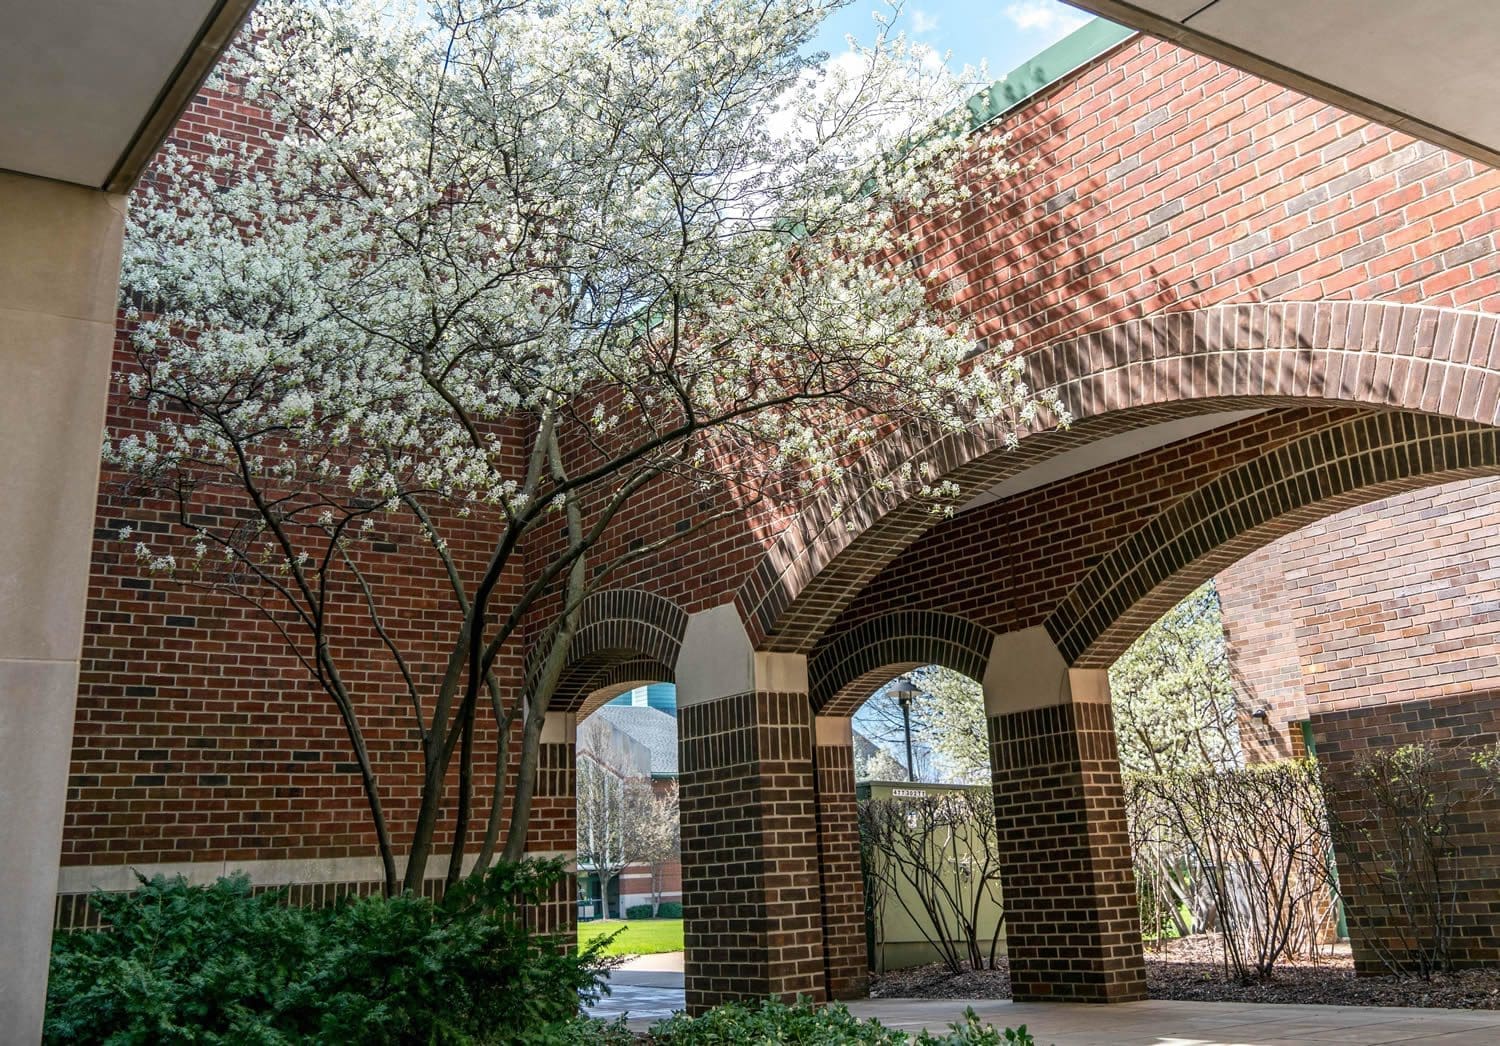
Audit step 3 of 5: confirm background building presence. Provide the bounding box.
[579,688,682,917]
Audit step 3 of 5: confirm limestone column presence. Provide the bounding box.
[0,172,126,1040]
[676,605,826,1013]
[983,627,1146,1002]
[812,715,868,1000]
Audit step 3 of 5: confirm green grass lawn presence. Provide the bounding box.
[578,918,684,956]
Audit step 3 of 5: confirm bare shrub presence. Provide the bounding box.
[1325,740,1500,977]
[1127,760,1338,981]
[858,789,1004,974]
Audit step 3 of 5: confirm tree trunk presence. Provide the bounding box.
[446,699,477,888]
[600,871,618,920]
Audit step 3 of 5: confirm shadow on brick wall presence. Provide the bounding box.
[1313,691,1500,974]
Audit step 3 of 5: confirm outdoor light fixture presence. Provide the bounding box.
[887,679,921,783]
[1250,707,1269,722]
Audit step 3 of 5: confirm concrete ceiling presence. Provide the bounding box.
[1066,1,1500,169]
[0,0,257,192]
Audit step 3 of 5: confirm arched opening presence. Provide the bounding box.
[813,448,1500,999]
[570,677,686,1025]
[842,666,1001,979]
[777,341,1500,1000]
[575,683,681,924]
[515,589,689,1021]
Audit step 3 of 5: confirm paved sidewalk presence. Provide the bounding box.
[609,952,682,973]
[587,953,685,1024]
[586,958,1500,1043]
[843,997,1500,1045]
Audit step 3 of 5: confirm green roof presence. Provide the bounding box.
[964,18,1137,132]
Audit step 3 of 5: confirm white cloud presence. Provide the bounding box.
[1004,1,1089,43]
[910,9,938,35]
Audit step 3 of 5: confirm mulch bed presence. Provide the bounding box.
[870,935,1500,1009]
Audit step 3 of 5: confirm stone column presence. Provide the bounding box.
[812,715,868,1000]
[983,627,1146,1003]
[0,172,126,1040]
[676,605,826,1013]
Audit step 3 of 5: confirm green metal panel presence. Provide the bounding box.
[964,19,1138,132]
[1299,719,1348,939]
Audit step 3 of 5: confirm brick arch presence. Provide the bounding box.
[532,589,688,713]
[738,301,1500,655]
[1048,411,1500,667]
[575,658,676,720]
[808,611,993,717]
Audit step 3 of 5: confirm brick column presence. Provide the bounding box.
[984,628,1146,1003]
[525,712,577,940]
[677,606,827,1013]
[813,716,869,1000]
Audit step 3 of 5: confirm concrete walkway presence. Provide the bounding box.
[587,956,1500,1043]
[843,997,1500,1045]
[587,952,685,1024]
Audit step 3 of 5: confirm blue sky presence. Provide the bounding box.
[809,0,1097,82]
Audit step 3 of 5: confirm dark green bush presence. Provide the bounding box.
[621,901,681,919]
[649,997,1031,1045]
[45,859,615,1045]
[525,1015,636,1045]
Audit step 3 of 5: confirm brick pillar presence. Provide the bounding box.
[676,605,827,1013]
[813,716,869,1000]
[526,712,577,941]
[984,627,1146,1003]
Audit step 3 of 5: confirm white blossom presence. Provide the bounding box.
[108,0,1064,885]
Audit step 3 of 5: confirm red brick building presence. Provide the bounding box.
[58,17,1500,1011]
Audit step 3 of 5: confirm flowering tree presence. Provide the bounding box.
[909,667,989,782]
[109,0,1053,893]
[1109,582,1239,774]
[575,718,638,919]
[856,738,915,783]
[624,779,679,916]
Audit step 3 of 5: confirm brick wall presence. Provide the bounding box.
[1314,693,1500,972]
[1217,556,1308,761]
[1223,478,1500,723]
[616,859,683,908]
[812,743,868,1000]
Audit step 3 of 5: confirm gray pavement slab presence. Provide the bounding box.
[583,970,1500,1044]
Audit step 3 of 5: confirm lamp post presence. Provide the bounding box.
[887,679,920,782]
